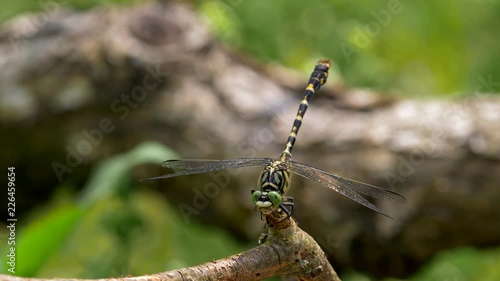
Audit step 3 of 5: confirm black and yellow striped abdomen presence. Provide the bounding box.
[280,59,332,162]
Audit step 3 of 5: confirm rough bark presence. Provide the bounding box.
[1,1,500,278]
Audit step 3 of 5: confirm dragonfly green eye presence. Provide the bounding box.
[267,191,282,207]
[251,190,262,203]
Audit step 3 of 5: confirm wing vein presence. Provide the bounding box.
[142,158,271,181]
[290,161,407,218]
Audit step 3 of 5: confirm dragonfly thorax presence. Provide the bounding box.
[258,160,291,194]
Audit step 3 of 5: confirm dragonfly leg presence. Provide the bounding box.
[282,196,294,216]
[258,233,268,244]
[278,199,295,222]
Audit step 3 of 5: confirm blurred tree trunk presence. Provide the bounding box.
[1,1,499,278]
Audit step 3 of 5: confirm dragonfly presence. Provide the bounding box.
[144,59,406,219]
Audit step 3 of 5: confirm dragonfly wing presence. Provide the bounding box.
[291,161,406,203]
[290,162,403,218]
[142,158,271,181]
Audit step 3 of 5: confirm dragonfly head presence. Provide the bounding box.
[251,161,291,213]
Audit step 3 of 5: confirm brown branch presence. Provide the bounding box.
[0,211,339,281]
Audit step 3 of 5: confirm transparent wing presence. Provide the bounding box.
[142,158,271,181]
[290,161,406,218]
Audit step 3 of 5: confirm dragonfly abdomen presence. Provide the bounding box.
[281,60,331,162]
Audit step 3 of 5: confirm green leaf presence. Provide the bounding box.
[0,205,83,276]
[79,141,177,207]
[0,142,176,277]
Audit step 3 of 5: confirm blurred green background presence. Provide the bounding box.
[196,0,500,97]
[2,0,500,97]
[1,0,500,280]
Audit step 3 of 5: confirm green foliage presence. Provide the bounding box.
[2,0,499,96]
[79,141,177,206]
[405,247,500,281]
[1,142,192,277]
[0,0,135,22]
[196,0,500,96]
[37,191,247,278]
[341,246,500,281]
[0,204,83,276]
